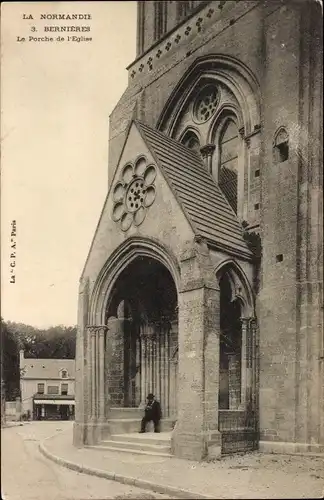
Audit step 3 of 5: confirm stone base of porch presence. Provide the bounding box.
[73,407,177,448]
[73,421,112,447]
[106,407,176,434]
[259,439,324,456]
[171,428,222,461]
[108,417,175,434]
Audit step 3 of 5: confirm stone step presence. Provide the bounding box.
[110,432,171,447]
[107,419,142,434]
[102,438,171,454]
[107,418,175,434]
[88,444,172,458]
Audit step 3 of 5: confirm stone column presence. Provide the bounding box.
[165,325,170,416]
[156,331,161,403]
[228,354,241,409]
[161,327,167,414]
[96,329,100,418]
[238,127,251,221]
[149,334,153,395]
[172,239,221,461]
[106,316,125,408]
[200,144,216,175]
[145,325,155,397]
[169,319,178,418]
[246,319,253,407]
[87,326,92,419]
[98,326,107,422]
[140,330,146,406]
[83,324,110,444]
[135,334,141,406]
[240,318,253,409]
[251,319,258,414]
[91,327,96,419]
[73,277,90,447]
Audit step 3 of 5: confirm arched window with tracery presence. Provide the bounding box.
[157,56,261,225]
[218,119,240,213]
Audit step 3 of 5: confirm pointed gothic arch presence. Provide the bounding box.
[157,54,260,138]
[89,237,181,326]
[179,128,202,153]
[215,258,255,319]
[156,55,260,221]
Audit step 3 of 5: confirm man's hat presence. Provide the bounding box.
[147,393,154,399]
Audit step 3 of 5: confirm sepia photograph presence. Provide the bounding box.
[1,1,323,499]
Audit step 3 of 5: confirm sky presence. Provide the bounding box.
[1,1,137,327]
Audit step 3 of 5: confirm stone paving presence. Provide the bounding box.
[1,422,172,500]
[41,423,324,499]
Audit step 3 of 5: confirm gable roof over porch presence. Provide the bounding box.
[135,120,251,259]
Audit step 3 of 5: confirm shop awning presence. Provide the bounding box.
[34,399,75,406]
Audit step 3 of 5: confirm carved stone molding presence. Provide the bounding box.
[128,2,227,81]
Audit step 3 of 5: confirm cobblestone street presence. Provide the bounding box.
[1,422,171,500]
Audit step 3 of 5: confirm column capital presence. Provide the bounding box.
[86,325,109,336]
[200,143,216,159]
[98,326,108,337]
[249,317,257,329]
[86,325,97,337]
[240,317,255,326]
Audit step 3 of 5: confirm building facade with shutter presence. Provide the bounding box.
[73,0,323,460]
[20,351,75,421]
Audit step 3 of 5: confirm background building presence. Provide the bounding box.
[20,351,75,420]
[74,0,323,460]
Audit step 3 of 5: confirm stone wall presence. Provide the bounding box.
[108,0,323,452]
[75,0,323,453]
[258,0,323,452]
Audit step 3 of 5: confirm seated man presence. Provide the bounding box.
[139,393,162,433]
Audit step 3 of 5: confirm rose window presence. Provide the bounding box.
[194,85,219,123]
[126,179,146,212]
[112,156,157,232]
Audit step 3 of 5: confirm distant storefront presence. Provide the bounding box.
[33,395,75,420]
[19,351,75,420]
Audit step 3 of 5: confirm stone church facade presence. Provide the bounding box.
[73,0,323,460]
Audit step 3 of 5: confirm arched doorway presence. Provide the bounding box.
[217,264,259,454]
[219,272,242,410]
[106,256,178,418]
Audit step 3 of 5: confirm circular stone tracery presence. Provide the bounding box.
[112,156,157,232]
[194,85,219,123]
[126,179,146,213]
